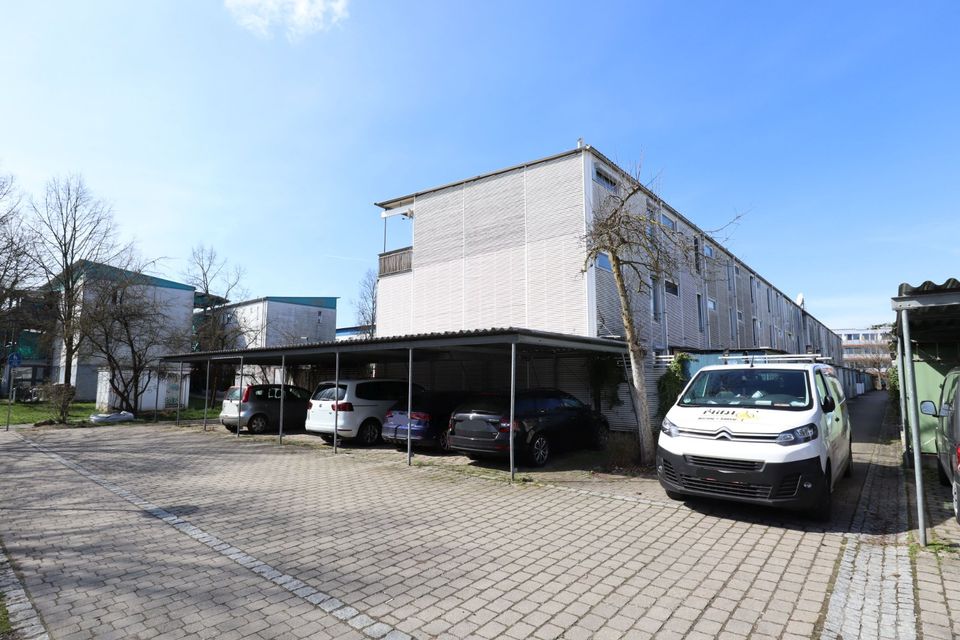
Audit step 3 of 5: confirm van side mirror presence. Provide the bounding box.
[920,400,937,416]
[821,396,836,413]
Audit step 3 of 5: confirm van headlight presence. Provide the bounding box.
[661,417,679,437]
[776,424,818,446]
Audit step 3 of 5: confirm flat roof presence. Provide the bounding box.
[161,327,628,366]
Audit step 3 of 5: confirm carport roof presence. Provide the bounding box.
[161,327,628,365]
[892,279,960,342]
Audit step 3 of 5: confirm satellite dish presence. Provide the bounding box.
[795,293,805,308]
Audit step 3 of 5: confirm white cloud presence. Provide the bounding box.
[225,0,349,41]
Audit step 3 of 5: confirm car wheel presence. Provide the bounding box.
[593,424,610,450]
[528,434,550,467]
[319,434,334,443]
[439,430,450,452]
[248,414,269,434]
[844,438,853,478]
[358,419,381,446]
[953,479,960,525]
[810,464,833,522]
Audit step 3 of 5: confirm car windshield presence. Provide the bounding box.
[679,369,811,410]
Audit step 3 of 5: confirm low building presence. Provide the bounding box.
[840,325,892,379]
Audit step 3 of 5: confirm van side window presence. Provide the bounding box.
[815,372,830,403]
[826,375,845,403]
[942,374,960,418]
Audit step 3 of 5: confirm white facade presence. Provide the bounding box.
[96,366,191,412]
[216,297,337,349]
[376,146,842,362]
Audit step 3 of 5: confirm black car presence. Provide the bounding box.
[447,389,609,466]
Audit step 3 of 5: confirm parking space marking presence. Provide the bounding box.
[17,434,414,640]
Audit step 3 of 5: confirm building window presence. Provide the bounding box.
[665,280,679,296]
[727,264,735,291]
[707,298,716,311]
[752,318,760,347]
[660,213,677,231]
[694,237,702,274]
[595,169,617,193]
[730,308,737,341]
[595,252,612,271]
[704,245,714,258]
[749,276,756,303]
[697,294,705,332]
[767,288,772,312]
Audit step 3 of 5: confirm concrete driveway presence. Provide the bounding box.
[0,391,919,639]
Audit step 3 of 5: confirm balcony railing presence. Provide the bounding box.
[379,246,412,277]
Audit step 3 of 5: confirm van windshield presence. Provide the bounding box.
[679,369,812,410]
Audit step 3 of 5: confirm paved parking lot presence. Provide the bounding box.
[0,391,932,639]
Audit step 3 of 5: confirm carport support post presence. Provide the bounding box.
[176,361,183,426]
[896,340,908,449]
[202,359,210,431]
[279,355,286,445]
[237,356,244,439]
[901,309,927,546]
[154,366,161,422]
[333,351,340,454]
[407,348,413,466]
[510,342,516,482]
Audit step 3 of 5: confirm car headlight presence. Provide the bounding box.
[661,417,679,437]
[776,424,818,446]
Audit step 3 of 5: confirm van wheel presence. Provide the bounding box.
[358,419,381,446]
[528,434,550,467]
[939,459,952,487]
[248,414,269,434]
[952,479,960,525]
[844,438,853,478]
[810,465,833,522]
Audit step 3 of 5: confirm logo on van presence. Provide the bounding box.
[699,409,759,422]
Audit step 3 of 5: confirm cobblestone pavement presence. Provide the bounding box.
[0,391,924,639]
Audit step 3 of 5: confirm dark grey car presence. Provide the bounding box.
[921,366,960,523]
[220,384,311,434]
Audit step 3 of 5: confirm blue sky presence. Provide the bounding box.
[1,1,957,331]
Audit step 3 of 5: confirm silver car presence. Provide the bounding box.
[220,384,311,434]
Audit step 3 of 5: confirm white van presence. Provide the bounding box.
[305,379,424,445]
[657,361,852,519]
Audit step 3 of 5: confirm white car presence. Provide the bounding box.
[305,379,424,445]
[657,362,852,520]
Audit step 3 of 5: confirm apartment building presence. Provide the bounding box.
[840,325,892,373]
[204,296,338,349]
[375,144,841,362]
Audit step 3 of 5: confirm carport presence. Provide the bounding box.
[892,278,960,546]
[161,327,629,481]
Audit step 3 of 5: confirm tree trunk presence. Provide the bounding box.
[609,253,655,465]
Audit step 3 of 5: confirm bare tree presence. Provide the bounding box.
[584,167,737,465]
[82,258,191,412]
[0,173,34,312]
[354,268,377,338]
[184,245,248,401]
[29,175,127,420]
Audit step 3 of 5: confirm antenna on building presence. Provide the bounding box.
[577,138,584,149]
[795,292,805,309]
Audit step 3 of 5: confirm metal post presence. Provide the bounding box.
[202,359,211,431]
[897,339,908,451]
[154,366,161,422]
[333,351,340,454]
[509,342,516,482]
[279,354,286,446]
[407,348,413,466]
[176,361,183,426]
[5,383,13,431]
[237,356,244,439]
[901,309,927,546]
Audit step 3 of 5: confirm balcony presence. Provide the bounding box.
[379,246,412,277]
